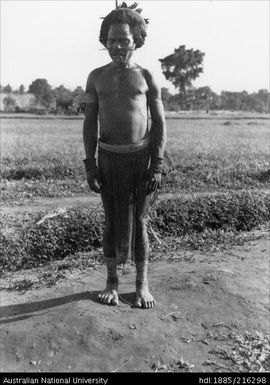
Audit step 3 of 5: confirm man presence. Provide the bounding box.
[83,7,166,309]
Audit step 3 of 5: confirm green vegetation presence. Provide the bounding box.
[1,117,270,203]
[154,191,270,234]
[1,191,269,272]
[1,115,269,272]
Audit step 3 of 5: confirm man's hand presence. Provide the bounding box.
[87,168,101,193]
[145,171,162,194]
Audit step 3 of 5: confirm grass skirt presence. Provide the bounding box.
[98,145,157,264]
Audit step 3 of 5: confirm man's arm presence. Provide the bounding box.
[83,71,101,193]
[145,70,167,192]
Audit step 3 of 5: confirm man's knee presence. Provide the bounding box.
[135,215,148,237]
[103,221,114,243]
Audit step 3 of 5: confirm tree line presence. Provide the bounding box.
[1,45,269,114]
[161,87,270,113]
[159,45,269,113]
[1,81,85,115]
[2,80,269,114]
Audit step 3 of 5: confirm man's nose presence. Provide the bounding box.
[113,41,122,49]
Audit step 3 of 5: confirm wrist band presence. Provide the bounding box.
[150,157,164,174]
[83,158,97,172]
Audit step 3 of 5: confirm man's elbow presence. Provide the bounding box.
[153,117,166,130]
[83,116,97,129]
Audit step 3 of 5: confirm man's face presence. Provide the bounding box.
[107,24,135,66]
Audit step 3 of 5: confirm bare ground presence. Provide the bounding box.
[0,236,269,373]
[0,196,269,373]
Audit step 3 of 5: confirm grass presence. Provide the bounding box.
[1,114,269,375]
[164,119,270,191]
[1,115,270,272]
[153,191,270,234]
[203,330,270,372]
[1,191,269,272]
[151,330,270,372]
[1,117,270,203]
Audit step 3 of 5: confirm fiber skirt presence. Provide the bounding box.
[98,144,156,264]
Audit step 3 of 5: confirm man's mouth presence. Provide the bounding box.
[112,52,124,57]
[111,54,125,62]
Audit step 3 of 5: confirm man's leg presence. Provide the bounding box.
[98,192,119,305]
[134,194,156,309]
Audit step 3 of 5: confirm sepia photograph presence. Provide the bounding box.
[0,0,269,378]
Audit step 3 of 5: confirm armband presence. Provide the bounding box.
[83,158,97,172]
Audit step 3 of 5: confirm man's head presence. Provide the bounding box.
[99,8,147,49]
[106,23,135,66]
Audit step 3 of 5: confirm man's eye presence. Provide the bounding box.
[107,38,130,46]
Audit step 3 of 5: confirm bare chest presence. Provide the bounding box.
[96,69,148,100]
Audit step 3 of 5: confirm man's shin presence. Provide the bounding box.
[105,257,118,286]
[135,260,149,290]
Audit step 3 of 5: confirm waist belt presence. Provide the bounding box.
[98,137,150,153]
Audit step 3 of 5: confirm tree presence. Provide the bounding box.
[3,84,12,93]
[161,87,173,110]
[193,86,219,112]
[72,86,85,114]
[245,91,270,113]
[220,91,245,111]
[19,84,25,94]
[159,45,205,93]
[28,78,55,109]
[255,89,270,112]
[3,96,16,111]
[54,85,73,113]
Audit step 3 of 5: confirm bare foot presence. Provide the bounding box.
[98,283,119,306]
[134,284,156,309]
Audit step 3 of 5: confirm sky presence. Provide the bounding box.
[1,0,269,94]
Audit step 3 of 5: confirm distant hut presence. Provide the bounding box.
[0,93,36,112]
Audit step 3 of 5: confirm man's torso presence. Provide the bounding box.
[93,63,150,145]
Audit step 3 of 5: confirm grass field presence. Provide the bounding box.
[1,114,270,271]
[1,115,270,203]
[2,116,269,373]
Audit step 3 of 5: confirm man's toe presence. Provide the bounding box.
[111,296,118,306]
[135,298,142,308]
[98,294,103,302]
[142,299,148,308]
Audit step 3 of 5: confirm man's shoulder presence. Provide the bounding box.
[133,64,155,82]
[87,64,111,81]
[133,63,152,76]
[136,66,158,89]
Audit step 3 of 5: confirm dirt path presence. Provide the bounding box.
[1,236,269,373]
[2,189,268,216]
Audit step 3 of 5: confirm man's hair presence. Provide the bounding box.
[99,8,147,49]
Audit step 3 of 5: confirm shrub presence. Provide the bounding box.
[153,191,270,235]
[1,191,269,272]
[0,205,104,272]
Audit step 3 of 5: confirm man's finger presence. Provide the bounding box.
[97,173,102,185]
[91,186,101,193]
[88,180,101,193]
[144,180,149,192]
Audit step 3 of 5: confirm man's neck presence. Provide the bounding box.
[111,60,135,70]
